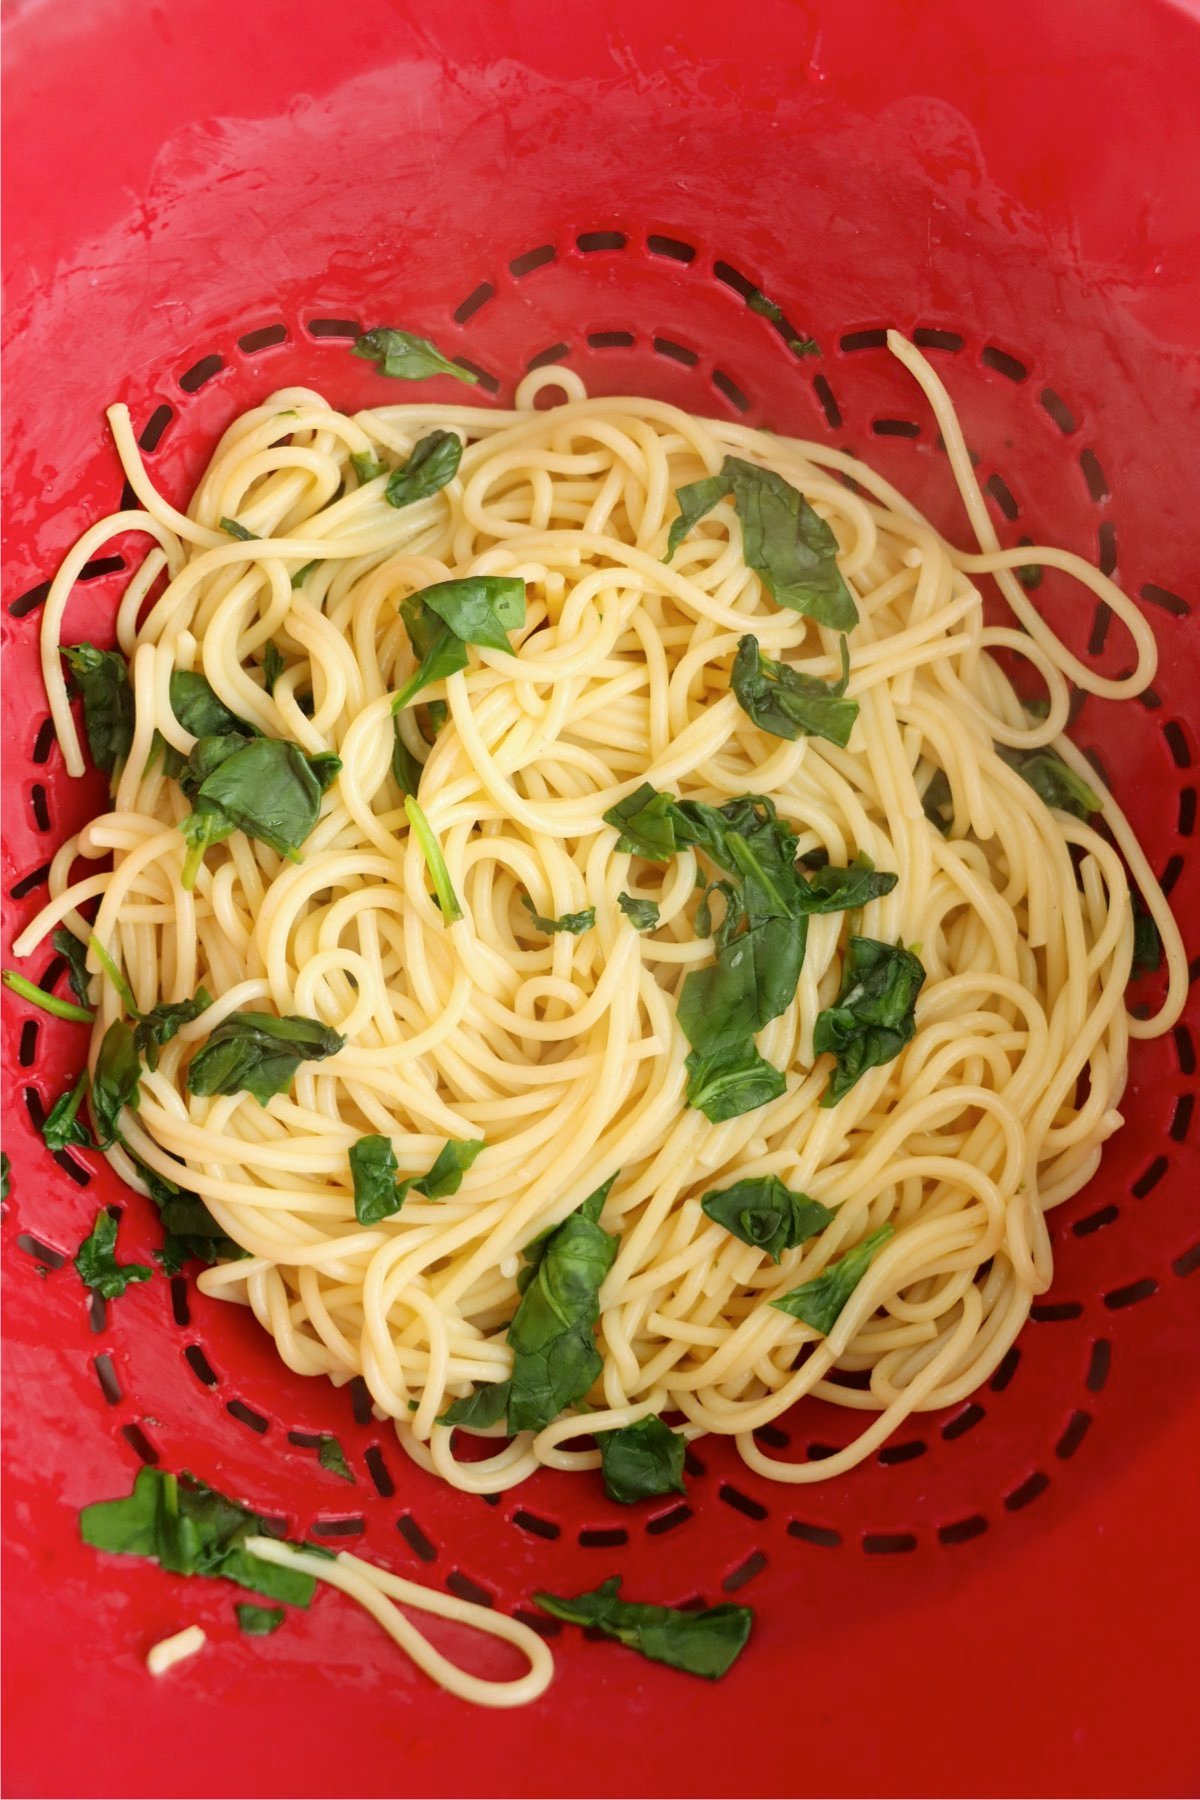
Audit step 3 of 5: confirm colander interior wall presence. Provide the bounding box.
[3,1,1200,1796]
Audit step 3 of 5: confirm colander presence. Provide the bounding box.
[3,0,1200,1794]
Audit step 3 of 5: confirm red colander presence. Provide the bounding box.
[3,1,1200,1794]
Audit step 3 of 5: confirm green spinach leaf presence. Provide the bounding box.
[598,1416,687,1504]
[1000,747,1099,820]
[391,720,425,796]
[505,1185,619,1433]
[1132,899,1163,975]
[603,783,683,860]
[131,1152,243,1272]
[385,430,462,509]
[797,855,898,914]
[731,633,858,748]
[42,1071,92,1152]
[813,937,926,1105]
[178,734,341,887]
[520,895,595,935]
[74,1209,153,1299]
[405,795,462,922]
[700,1176,833,1263]
[1,969,94,1023]
[186,1011,344,1106]
[922,768,953,834]
[133,989,212,1070]
[350,1133,484,1224]
[771,1224,894,1333]
[618,893,660,929]
[676,913,808,1057]
[316,1435,354,1483]
[665,457,858,631]
[437,1380,512,1429]
[91,1019,141,1146]
[61,644,135,774]
[235,1603,286,1635]
[80,1467,317,1606]
[263,643,286,695]
[419,1137,485,1199]
[53,927,93,1008]
[351,327,479,386]
[350,451,385,485]
[684,1041,787,1122]
[393,577,525,711]
[220,518,258,542]
[534,1577,752,1680]
[169,670,256,742]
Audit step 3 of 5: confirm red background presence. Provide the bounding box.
[3,1,1200,1794]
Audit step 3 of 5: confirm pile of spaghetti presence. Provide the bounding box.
[18,331,1185,1505]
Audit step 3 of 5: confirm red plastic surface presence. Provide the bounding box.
[3,1,1200,1795]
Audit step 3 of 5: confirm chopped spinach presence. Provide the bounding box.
[534,1577,752,1680]
[1,969,94,1023]
[921,767,953,834]
[133,989,212,1070]
[747,290,785,324]
[1001,747,1100,821]
[813,937,926,1105]
[664,457,858,631]
[186,1011,344,1106]
[405,795,462,922]
[130,1152,243,1272]
[316,1435,354,1483]
[177,734,341,887]
[618,893,661,929]
[235,1603,286,1635]
[87,934,136,1012]
[169,670,256,742]
[385,430,462,509]
[349,1134,483,1226]
[731,633,858,748]
[61,643,135,774]
[42,1071,92,1152]
[505,1180,619,1433]
[603,782,683,860]
[1132,899,1163,975]
[53,927,94,1008]
[520,895,595,935]
[391,720,425,796]
[220,518,258,541]
[438,1380,512,1429]
[771,1224,894,1333]
[351,327,479,386]
[599,1415,687,1504]
[394,576,525,712]
[350,451,385,485]
[605,786,899,1123]
[798,855,898,913]
[80,1467,317,1606]
[263,643,286,692]
[91,1019,141,1146]
[700,1176,833,1263]
[684,1041,787,1122]
[74,1209,153,1299]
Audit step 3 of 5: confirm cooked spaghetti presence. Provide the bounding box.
[16,332,1185,1512]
